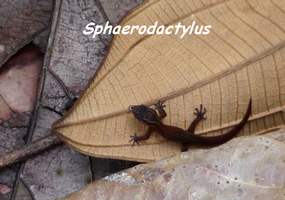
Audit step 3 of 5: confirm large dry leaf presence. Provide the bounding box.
[54,0,285,162]
[62,131,285,200]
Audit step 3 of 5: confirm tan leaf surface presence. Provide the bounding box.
[54,0,285,161]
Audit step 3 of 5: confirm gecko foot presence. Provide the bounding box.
[154,100,166,111]
[194,104,207,120]
[129,133,140,146]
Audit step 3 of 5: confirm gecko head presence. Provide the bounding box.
[129,104,160,126]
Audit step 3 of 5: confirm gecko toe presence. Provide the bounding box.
[194,105,207,119]
[129,133,140,146]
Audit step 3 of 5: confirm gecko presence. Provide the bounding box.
[129,98,252,151]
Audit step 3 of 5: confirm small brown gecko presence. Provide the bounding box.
[129,99,252,151]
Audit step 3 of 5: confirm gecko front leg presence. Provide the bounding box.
[154,100,167,120]
[129,128,154,145]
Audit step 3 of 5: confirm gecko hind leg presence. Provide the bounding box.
[188,104,207,133]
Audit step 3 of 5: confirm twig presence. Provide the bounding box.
[41,104,63,116]
[0,134,62,169]
[11,47,47,200]
[11,1,66,198]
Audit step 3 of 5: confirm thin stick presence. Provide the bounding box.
[0,134,62,169]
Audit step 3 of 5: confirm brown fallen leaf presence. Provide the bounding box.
[0,183,11,195]
[55,0,285,162]
[0,43,42,121]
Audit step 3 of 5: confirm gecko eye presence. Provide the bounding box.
[128,105,134,111]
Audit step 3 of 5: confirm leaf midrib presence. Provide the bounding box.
[56,41,285,128]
